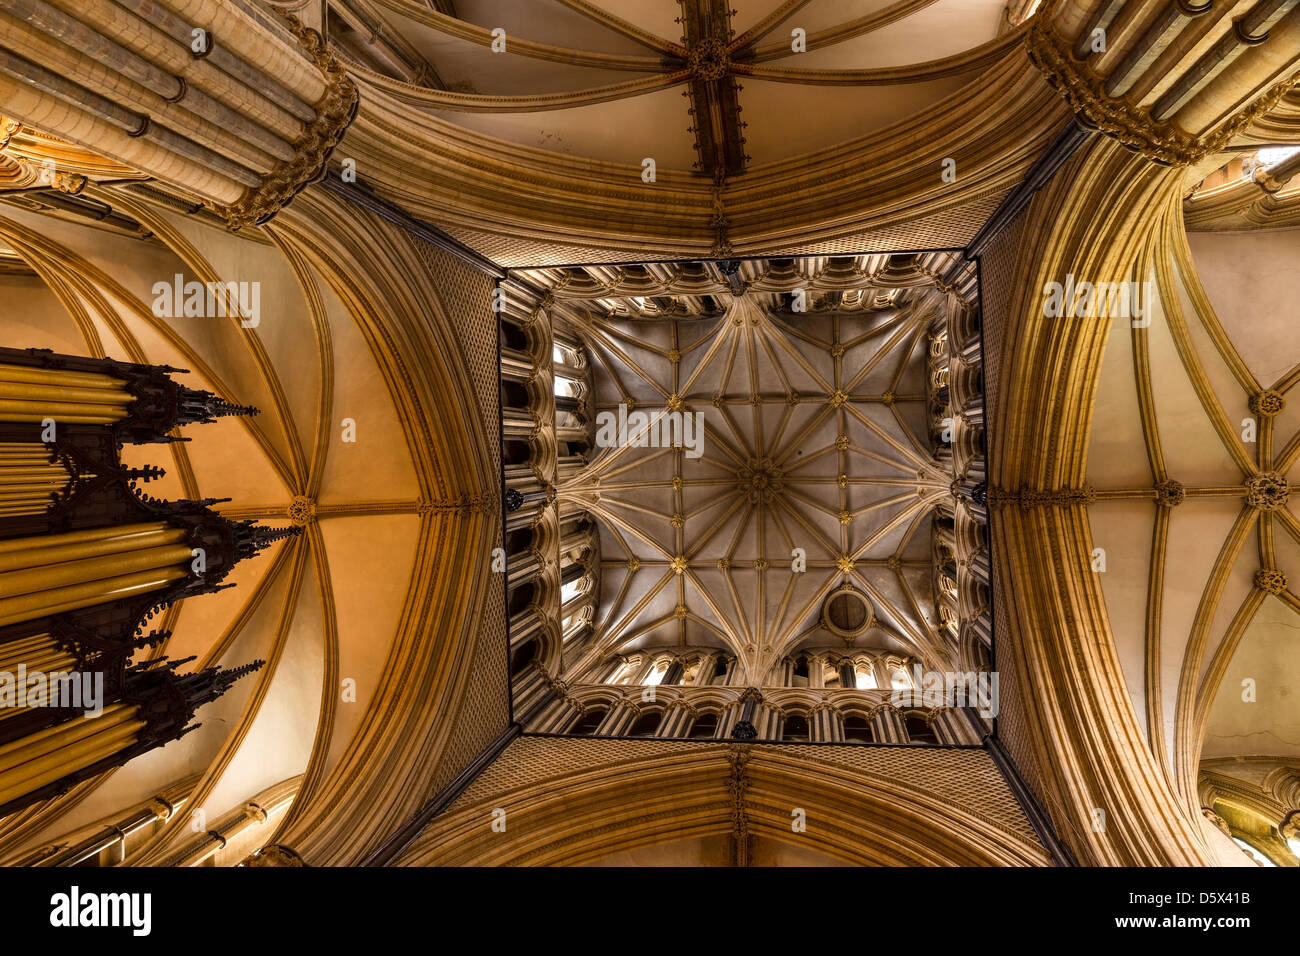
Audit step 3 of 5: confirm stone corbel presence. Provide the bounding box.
[209,16,358,229]
[1026,16,1297,167]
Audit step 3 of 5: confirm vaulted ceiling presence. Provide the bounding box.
[340,0,1018,174]
[1085,215,1300,778]
[0,174,504,866]
[519,253,968,683]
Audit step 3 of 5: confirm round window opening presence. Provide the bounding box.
[822,587,872,640]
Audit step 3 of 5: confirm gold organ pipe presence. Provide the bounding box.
[0,400,127,422]
[0,527,187,572]
[0,544,194,596]
[0,367,126,390]
[0,567,188,628]
[0,719,146,807]
[0,382,133,405]
[0,703,132,766]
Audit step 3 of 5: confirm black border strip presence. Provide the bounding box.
[360,724,520,867]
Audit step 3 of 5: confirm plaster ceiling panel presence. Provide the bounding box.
[753,327,829,396]
[1087,498,1156,731]
[1157,499,1248,728]
[1174,269,1265,452]
[733,0,919,38]
[200,558,326,822]
[454,0,674,54]
[842,316,920,392]
[764,340,837,394]
[683,570,750,646]
[1146,281,1242,485]
[893,398,931,453]
[431,87,702,165]
[520,0,685,45]
[609,573,681,643]
[1196,528,1266,690]
[767,0,1007,69]
[855,565,925,647]
[0,275,83,353]
[319,514,422,770]
[432,87,698,166]
[1186,228,1300,390]
[1202,597,1300,759]
[738,76,972,164]
[678,494,747,562]
[152,208,323,453]
[373,6,653,94]
[842,400,922,468]
[585,316,679,395]
[315,276,420,504]
[1085,311,1150,491]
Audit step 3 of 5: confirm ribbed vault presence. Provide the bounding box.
[0,178,506,866]
[521,255,968,684]
[395,736,1050,866]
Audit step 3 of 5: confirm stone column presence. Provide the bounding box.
[870,704,907,744]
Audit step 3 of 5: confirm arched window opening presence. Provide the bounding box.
[572,708,606,735]
[507,580,536,616]
[791,655,810,687]
[643,658,670,686]
[710,657,730,685]
[843,715,874,742]
[503,526,533,554]
[500,380,530,409]
[559,577,585,606]
[608,659,639,684]
[554,374,582,398]
[501,323,528,351]
[688,712,719,739]
[781,714,811,741]
[1231,836,1277,867]
[509,639,538,677]
[890,668,912,690]
[628,711,662,737]
[854,662,877,689]
[904,714,938,744]
[502,439,531,464]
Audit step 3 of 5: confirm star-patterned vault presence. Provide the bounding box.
[518,253,972,685]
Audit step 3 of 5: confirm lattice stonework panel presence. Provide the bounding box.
[443,190,1009,271]
[441,226,698,270]
[429,737,1045,862]
[447,737,709,813]
[772,743,1040,844]
[749,191,1011,259]
[969,209,1052,815]
[417,239,511,796]
[972,211,1026,434]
